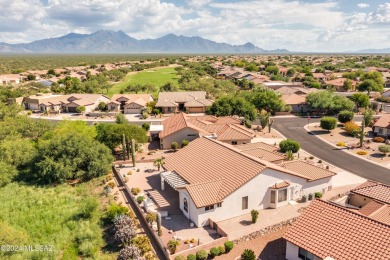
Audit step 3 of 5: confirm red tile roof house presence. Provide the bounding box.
[283,199,390,260]
[373,114,390,138]
[108,94,153,114]
[160,137,335,227]
[158,113,255,149]
[155,91,213,114]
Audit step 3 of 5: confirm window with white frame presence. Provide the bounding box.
[271,190,276,203]
[278,189,287,202]
[205,205,214,211]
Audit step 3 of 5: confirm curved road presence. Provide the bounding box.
[272,117,390,185]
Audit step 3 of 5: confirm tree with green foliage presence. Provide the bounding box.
[320,117,337,132]
[171,142,179,151]
[245,87,285,113]
[207,95,257,121]
[259,110,270,130]
[343,78,353,91]
[76,106,86,114]
[97,102,107,111]
[116,113,127,124]
[0,162,18,187]
[338,111,354,123]
[332,95,355,114]
[33,134,113,183]
[241,249,256,260]
[378,145,390,157]
[279,139,300,153]
[358,79,384,96]
[350,93,370,109]
[265,65,279,75]
[160,82,178,92]
[362,108,374,126]
[306,91,354,114]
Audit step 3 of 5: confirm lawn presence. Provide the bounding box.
[107,66,180,97]
[0,179,116,260]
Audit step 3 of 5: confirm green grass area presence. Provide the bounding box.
[0,179,116,260]
[107,67,180,97]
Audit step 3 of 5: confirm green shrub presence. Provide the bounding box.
[224,241,234,252]
[279,139,300,153]
[314,192,322,198]
[338,110,354,123]
[251,209,259,223]
[142,123,150,131]
[244,119,252,129]
[107,182,116,188]
[218,245,226,254]
[107,204,128,220]
[175,256,186,260]
[137,196,144,204]
[320,117,337,131]
[131,187,141,195]
[187,254,196,260]
[146,212,157,224]
[241,249,256,260]
[171,142,179,151]
[379,145,390,154]
[344,121,360,136]
[196,250,208,260]
[167,240,180,254]
[132,235,152,255]
[181,139,189,147]
[373,137,385,143]
[79,198,99,219]
[210,247,220,258]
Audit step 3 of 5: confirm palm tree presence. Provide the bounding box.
[153,158,165,171]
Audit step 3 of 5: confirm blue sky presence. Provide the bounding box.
[1,0,390,52]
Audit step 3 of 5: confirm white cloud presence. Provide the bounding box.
[357,3,370,9]
[0,0,388,52]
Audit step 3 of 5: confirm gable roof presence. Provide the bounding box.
[236,142,279,152]
[283,199,390,260]
[236,142,285,163]
[156,91,210,107]
[282,94,307,105]
[163,137,315,207]
[373,114,390,129]
[350,181,390,204]
[159,113,207,139]
[278,161,336,181]
[111,94,152,106]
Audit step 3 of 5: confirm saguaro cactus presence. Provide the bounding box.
[131,139,136,167]
[122,134,127,161]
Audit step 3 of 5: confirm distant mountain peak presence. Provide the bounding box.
[0,30,289,54]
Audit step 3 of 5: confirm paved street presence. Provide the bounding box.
[272,116,390,185]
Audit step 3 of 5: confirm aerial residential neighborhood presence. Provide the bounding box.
[1,1,390,260]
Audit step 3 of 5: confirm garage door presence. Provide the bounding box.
[188,107,204,113]
[125,108,141,114]
[67,107,78,113]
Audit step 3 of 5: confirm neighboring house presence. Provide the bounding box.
[274,86,316,95]
[283,199,390,260]
[160,137,335,226]
[311,72,328,82]
[158,113,255,149]
[373,114,390,138]
[324,78,357,92]
[108,94,153,114]
[236,142,286,164]
[155,91,213,114]
[0,74,22,85]
[385,80,390,89]
[282,94,310,113]
[16,93,109,113]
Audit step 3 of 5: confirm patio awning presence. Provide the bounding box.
[161,171,188,190]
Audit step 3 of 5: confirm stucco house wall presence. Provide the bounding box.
[348,193,372,208]
[219,139,252,146]
[124,103,143,114]
[160,127,200,149]
[285,242,321,260]
[178,168,332,227]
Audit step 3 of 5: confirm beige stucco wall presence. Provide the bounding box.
[220,139,251,146]
[124,103,143,114]
[180,168,333,227]
[161,107,177,114]
[349,193,372,208]
[285,242,321,260]
[160,127,200,149]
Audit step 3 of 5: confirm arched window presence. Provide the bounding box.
[183,198,188,212]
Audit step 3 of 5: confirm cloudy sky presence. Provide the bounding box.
[1,0,389,52]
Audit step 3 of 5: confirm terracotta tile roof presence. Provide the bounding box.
[159,113,207,139]
[278,161,336,181]
[184,99,213,107]
[350,181,390,204]
[369,205,390,225]
[111,94,152,105]
[373,114,390,129]
[283,199,390,260]
[214,116,241,125]
[214,124,254,141]
[282,94,307,105]
[241,148,286,163]
[358,200,385,216]
[324,78,357,88]
[156,91,211,107]
[270,181,290,189]
[185,180,224,207]
[236,142,279,152]
[163,137,311,208]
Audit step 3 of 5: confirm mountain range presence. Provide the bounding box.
[0,30,289,54]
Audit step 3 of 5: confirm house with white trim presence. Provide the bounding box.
[159,137,335,227]
[108,94,153,114]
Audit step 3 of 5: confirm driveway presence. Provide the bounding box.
[272,116,390,184]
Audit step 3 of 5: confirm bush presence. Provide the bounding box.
[187,254,196,260]
[344,121,360,136]
[218,245,226,254]
[190,238,195,243]
[373,137,385,143]
[175,256,186,260]
[210,247,220,258]
[224,241,234,253]
[131,187,141,195]
[356,151,368,155]
[279,139,300,153]
[181,139,189,147]
[244,119,252,129]
[132,235,152,255]
[107,204,129,220]
[146,212,157,224]
[196,250,208,260]
[171,142,179,151]
[320,117,337,131]
[338,110,354,123]
[142,123,150,131]
[314,192,322,198]
[107,182,116,188]
[167,240,180,254]
[127,171,132,175]
[378,145,390,154]
[241,249,256,260]
[336,142,346,147]
[251,209,259,223]
[137,196,144,204]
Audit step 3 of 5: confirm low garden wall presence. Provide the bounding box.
[170,236,228,259]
